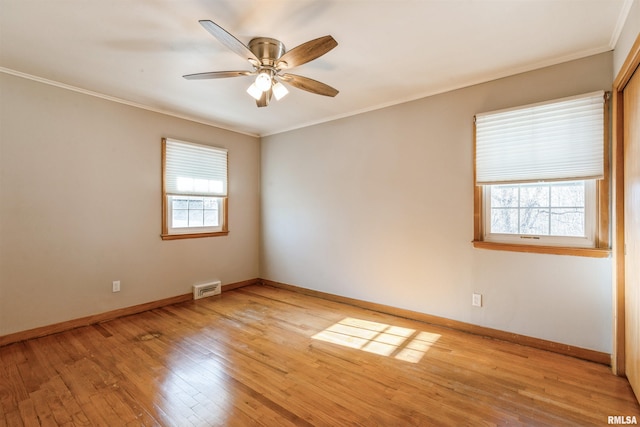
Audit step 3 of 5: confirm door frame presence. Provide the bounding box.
[612,33,640,375]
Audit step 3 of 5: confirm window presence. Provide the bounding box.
[485,180,595,247]
[473,91,610,256]
[162,138,228,240]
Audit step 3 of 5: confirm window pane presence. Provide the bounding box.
[520,208,549,235]
[551,182,584,207]
[550,208,584,236]
[189,198,204,210]
[491,186,518,207]
[204,210,218,227]
[520,185,549,208]
[203,198,217,209]
[189,209,204,226]
[491,208,518,233]
[172,209,188,228]
[172,198,189,210]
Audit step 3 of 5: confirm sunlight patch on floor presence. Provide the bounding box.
[312,317,440,363]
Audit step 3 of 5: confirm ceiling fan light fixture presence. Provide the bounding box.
[272,81,289,100]
[255,71,272,92]
[246,83,263,100]
[184,20,339,107]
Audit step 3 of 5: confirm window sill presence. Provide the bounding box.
[472,241,611,258]
[161,231,229,240]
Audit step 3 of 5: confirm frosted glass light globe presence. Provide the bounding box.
[255,72,272,92]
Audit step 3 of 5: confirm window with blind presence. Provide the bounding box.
[473,91,610,255]
[161,138,228,239]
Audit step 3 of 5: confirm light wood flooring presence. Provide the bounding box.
[1,284,639,426]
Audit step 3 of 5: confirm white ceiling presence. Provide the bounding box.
[0,0,633,136]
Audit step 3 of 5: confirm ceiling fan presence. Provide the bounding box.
[184,20,339,107]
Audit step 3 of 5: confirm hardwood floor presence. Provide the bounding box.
[1,284,639,426]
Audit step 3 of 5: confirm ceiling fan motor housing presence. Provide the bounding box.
[248,37,286,68]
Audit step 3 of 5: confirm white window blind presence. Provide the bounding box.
[475,91,605,185]
[164,138,227,196]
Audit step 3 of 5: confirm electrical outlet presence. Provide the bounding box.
[112,280,121,293]
[472,293,482,307]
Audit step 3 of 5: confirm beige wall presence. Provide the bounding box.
[0,73,261,336]
[0,48,625,353]
[261,52,614,353]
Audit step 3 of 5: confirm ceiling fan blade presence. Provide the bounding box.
[280,73,339,97]
[183,71,254,80]
[199,20,260,66]
[276,36,337,69]
[256,88,272,108]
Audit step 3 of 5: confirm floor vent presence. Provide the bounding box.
[193,281,221,300]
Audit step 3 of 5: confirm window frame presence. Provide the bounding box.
[472,93,611,258]
[161,138,229,240]
[166,195,225,235]
[482,180,596,248]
